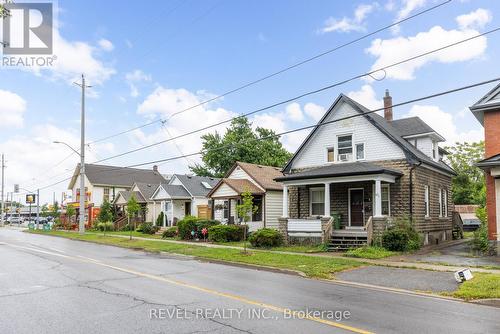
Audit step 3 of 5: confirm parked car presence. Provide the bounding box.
[8,216,22,224]
[460,213,481,231]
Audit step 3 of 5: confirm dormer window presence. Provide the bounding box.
[337,135,353,162]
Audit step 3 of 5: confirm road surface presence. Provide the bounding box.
[0,228,498,334]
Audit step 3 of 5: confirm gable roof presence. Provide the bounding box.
[68,164,166,189]
[115,190,146,204]
[172,174,220,197]
[231,161,284,191]
[221,178,265,195]
[276,161,402,181]
[133,182,161,201]
[390,117,444,140]
[469,83,500,125]
[282,94,455,176]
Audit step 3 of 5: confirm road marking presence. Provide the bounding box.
[4,241,373,334]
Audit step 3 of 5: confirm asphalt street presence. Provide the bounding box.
[0,228,498,334]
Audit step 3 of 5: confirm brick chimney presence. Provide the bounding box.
[383,89,393,121]
[152,165,159,173]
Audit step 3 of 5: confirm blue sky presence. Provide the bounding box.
[0,0,499,204]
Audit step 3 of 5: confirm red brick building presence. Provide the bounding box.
[470,85,500,241]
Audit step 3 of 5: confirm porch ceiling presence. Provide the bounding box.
[275,161,402,185]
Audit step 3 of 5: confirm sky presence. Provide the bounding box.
[0,0,499,205]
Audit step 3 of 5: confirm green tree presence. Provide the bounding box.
[236,190,258,253]
[41,204,50,217]
[190,117,292,177]
[51,201,60,218]
[126,194,141,240]
[444,141,485,205]
[65,205,76,227]
[98,199,114,236]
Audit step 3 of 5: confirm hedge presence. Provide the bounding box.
[177,216,220,240]
[248,228,283,248]
[208,224,247,242]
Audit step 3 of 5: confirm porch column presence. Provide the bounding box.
[153,201,156,225]
[282,185,288,217]
[374,179,382,217]
[170,200,174,227]
[162,201,166,227]
[324,182,331,217]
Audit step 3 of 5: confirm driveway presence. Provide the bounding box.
[399,240,500,268]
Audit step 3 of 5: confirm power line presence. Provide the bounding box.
[32,76,500,191]
[91,26,499,164]
[85,0,451,145]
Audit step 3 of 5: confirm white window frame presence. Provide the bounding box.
[336,134,353,162]
[326,147,335,163]
[424,185,430,218]
[355,143,365,161]
[309,187,325,216]
[438,188,443,217]
[381,184,390,216]
[441,188,448,218]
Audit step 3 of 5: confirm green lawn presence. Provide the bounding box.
[94,231,163,239]
[212,241,327,253]
[344,246,398,259]
[445,273,500,300]
[29,230,363,279]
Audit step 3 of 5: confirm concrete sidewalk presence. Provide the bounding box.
[96,232,500,274]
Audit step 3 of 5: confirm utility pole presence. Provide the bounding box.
[75,74,90,234]
[1,154,4,226]
[36,189,40,229]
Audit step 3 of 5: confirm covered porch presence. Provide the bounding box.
[276,162,402,247]
[209,178,265,232]
[150,184,193,227]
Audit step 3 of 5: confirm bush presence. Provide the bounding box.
[136,222,159,234]
[96,222,114,232]
[162,226,178,238]
[156,212,164,226]
[346,246,397,259]
[208,224,247,242]
[120,224,134,231]
[471,207,489,253]
[248,228,283,248]
[382,216,421,252]
[177,216,220,239]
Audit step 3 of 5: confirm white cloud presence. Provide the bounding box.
[0,89,26,128]
[366,21,488,80]
[98,38,114,52]
[304,103,326,121]
[404,104,484,144]
[347,85,383,110]
[286,103,304,122]
[125,70,152,98]
[456,8,492,30]
[320,3,377,33]
[392,0,427,34]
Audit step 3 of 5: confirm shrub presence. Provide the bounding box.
[471,207,489,253]
[208,225,247,242]
[120,224,134,231]
[248,228,283,248]
[96,222,114,232]
[136,222,159,235]
[382,229,409,251]
[162,226,178,238]
[177,216,220,239]
[177,216,200,239]
[156,212,164,226]
[345,246,396,259]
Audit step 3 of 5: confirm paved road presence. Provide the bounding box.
[0,228,498,334]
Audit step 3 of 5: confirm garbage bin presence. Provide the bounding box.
[331,212,342,229]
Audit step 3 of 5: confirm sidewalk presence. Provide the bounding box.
[99,232,500,274]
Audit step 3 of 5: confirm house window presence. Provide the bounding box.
[310,188,325,216]
[103,188,110,202]
[439,188,448,217]
[337,135,353,161]
[252,197,263,222]
[432,141,437,159]
[326,147,335,162]
[381,184,390,215]
[223,200,229,219]
[424,185,430,217]
[356,143,365,160]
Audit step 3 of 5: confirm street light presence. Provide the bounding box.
[53,140,85,234]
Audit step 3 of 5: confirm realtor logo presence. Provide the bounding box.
[2,2,53,55]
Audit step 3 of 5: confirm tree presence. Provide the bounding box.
[126,194,140,240]
[51,201,60,218]
[444,141,485,205]
[65,205,76,228]
[236,190,258,253]
[189,117,292,177]
[0,1,11,19]
[98,199,114,236]
[41,204,50,217]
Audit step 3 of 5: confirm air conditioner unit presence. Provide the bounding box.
[338,154,349,161]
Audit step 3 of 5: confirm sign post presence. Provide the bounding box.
[26,194,36,228]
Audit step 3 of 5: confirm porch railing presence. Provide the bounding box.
[364,216,373,246]
[287,218,322,233]
[322,217,334,243]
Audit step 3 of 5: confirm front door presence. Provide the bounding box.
[349,189,364,227]
[185,202,191,216]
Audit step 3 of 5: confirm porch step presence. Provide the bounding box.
[328,232,368,251]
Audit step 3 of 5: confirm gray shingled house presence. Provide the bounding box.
[275,91,456,249]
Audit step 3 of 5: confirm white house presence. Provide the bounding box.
[151,174,220,227]
[207,162,284,231]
